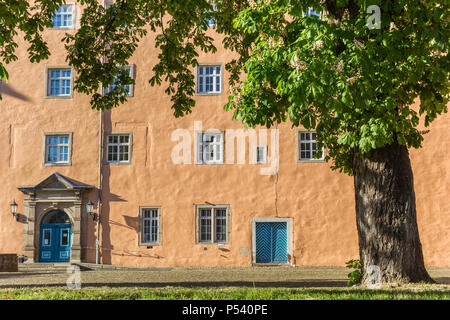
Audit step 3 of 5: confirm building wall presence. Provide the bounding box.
[0,2,448,267]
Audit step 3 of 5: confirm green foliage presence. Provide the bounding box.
[346,259,362,286]
[0,0,449,173]
[0,0,64,99]
[226,0,449,172]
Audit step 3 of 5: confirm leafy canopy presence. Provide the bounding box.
[1,0,449,173]
[226,0,449,172]
[0,0,65,85]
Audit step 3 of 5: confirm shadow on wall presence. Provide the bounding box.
[0,82,31,102]
[99,109,113,265]
[110,216,138,232]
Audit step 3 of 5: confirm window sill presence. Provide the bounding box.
[297,159,326,163]
[43,162,72,167]
[195,161,224,165]
[105,161,132,166]
[45,95,73,99]
[197,242,229,246]
[195,92,224,96]
[139,243,161,247]
[48,27,76,31]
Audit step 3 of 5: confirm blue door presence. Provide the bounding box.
[255,222,287,263]
[39,210,72,262]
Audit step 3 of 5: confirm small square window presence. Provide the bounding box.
[205,3,217,27]
[106,133,132,164]
[298,131,324,161]
[196,131,224,164]
[196,205,229,244]
[47,68,72,97]
[45,134,71,165]
[52,4,75,28]
[105,65,134,96]
[304,7,322,19]
[197,65,222,95]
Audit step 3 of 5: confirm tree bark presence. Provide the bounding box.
[352,141,434,284]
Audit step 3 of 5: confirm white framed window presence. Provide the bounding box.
[196,131,224,164]
[304,7,322,19]
[106,133,132,164]
[105,65,134,96]
[139,207,161,246]
[47,68,72,97]
[44,134,71,165]
[52,4,76,28]
[105,0,114,9]
[196,65,223,95]
[196,205,229,244]
[256,145,268,164]
[205,3,217,27]
[297,131,324,161]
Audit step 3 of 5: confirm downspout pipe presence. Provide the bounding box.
[96,105,102,265]
[95,0,107,265]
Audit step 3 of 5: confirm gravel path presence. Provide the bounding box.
[0,266,449,289]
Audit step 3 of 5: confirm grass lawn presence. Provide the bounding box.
[1,286,449,300]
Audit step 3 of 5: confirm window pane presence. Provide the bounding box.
[61,229,69,246]
[215,209,227,242]
[199,209,212,242]
[59,136,69,144]
[48,146,58,162]
[143,209,159,243]
[198,77,204,93]
[120,135,129,144]
[48,136,58,145]
[216,76,220,92]
[43,230,51,246]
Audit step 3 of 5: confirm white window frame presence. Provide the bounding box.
[139,207,161,246]
[205,3,217,27]
[303,7,322,19]
[105,132,132,164]
[105,65,134,97]
[196,64,223,95]
[105,0,114,9]
[46,67,73,98]
[51,3,76,29]
[43,133,72,166]
[297,130,325,162]
[195,131,224,164]
[196,205,230,244]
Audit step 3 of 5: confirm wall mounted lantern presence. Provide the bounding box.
[10,200,19,221]
[86,200,97,221]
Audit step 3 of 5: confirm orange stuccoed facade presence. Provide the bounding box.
[0,2,449,268]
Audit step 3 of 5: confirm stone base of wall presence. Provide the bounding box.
[0,254,18,272]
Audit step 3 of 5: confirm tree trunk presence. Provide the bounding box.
[352,141,434,284]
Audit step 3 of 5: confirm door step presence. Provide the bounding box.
[18,262,74,273]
